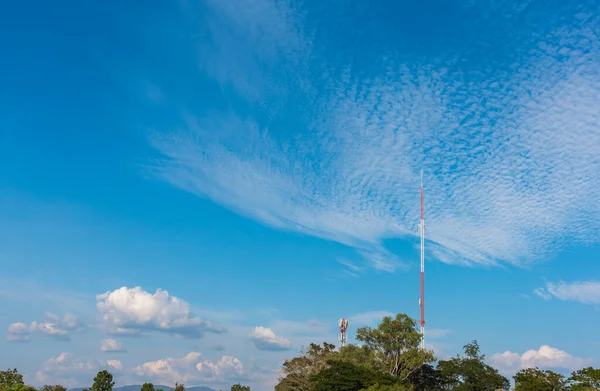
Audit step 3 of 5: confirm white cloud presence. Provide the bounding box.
[489,345,590,375]
[96,286,225,338]
[100,338,126,352]
[150,0,600,271]
[534,281,600,304]
[134,352,202,384]
[250,326,291,351]
[134,352,249,385]
[6,312,84,342]
[35,352,121,388]
[196,356,246,383]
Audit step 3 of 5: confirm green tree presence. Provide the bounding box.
[437,341,509,391]
[360,384,409,391]
[230,384,251,391]
[275,342,338,391]
[40,386,67,391]
[355,314,435,380]
[0,369,24,390]
[514,367,567,391]
[408,364,443,391]
[91,370,114,391]
[338,344,379,370]
[141,384,154,391]
[310,360,396,391]
[6,385,37,391]
[569,367,600,391]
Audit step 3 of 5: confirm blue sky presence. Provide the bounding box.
[1,0,599,389]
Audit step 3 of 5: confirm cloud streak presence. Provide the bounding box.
[149,1,600,271]
[534,281,600,304]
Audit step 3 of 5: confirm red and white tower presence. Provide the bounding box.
[339,318,348,347]
[418,170,425,350]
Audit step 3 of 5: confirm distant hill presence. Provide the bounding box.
[69,386,216,391]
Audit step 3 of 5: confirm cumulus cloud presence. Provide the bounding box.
[250,326,291,351]
[96,286,225,338]
[489,345,590,375]
[35,352,121,388]
[534,281,600,304]
[134,352,202,384]
[196,356,246,383]
[6,312,84,342]
[100,338,126,352]
[134,352,248,385]
[149,0,600,270]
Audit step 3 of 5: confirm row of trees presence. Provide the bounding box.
[0,369,251,391]
[274,313,600,391]
[2,313,598,391]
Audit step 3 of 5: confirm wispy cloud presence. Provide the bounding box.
[150,1,600,271]
[534,281,600,304]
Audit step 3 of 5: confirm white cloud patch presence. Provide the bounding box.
[96,286,225,338]
[489,345,590,375]
[134,352,249,385]
[150,0,600,271]
[250,326,291,351]
[534,281,600,304]
[134,352,202,384]
[35,352,121,388]
[100,338,126,352]
[6,313,84,342]
[196,356,246,383]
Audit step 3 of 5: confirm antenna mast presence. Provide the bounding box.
[419,170,425,350]
[339,318,348,347]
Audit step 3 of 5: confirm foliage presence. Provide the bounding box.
[338,344,380,371]
[91,370,115,391]
[360,384,409,391]
[0,369,24,390]
[40,386,67,391]
[310,360,396,391]
[275,342,338,391]
[408,364,443,391]
[140,383,155,391]
[437,341,509,391]
[5,385,37,391]
[230,384,251,391]
[355,314,435,380]
[569,367,600,391]
[174,384,185,391]
[514,367,567,391]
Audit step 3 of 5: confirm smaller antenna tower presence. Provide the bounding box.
[338,318,348,347]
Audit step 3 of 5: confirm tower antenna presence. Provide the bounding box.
[418,170,426,350]
[338,318,348,347]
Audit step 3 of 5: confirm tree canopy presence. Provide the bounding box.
[91,370,115,391]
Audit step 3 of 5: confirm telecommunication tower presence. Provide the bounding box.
[338,318,348,347]
[418,170,426,350]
